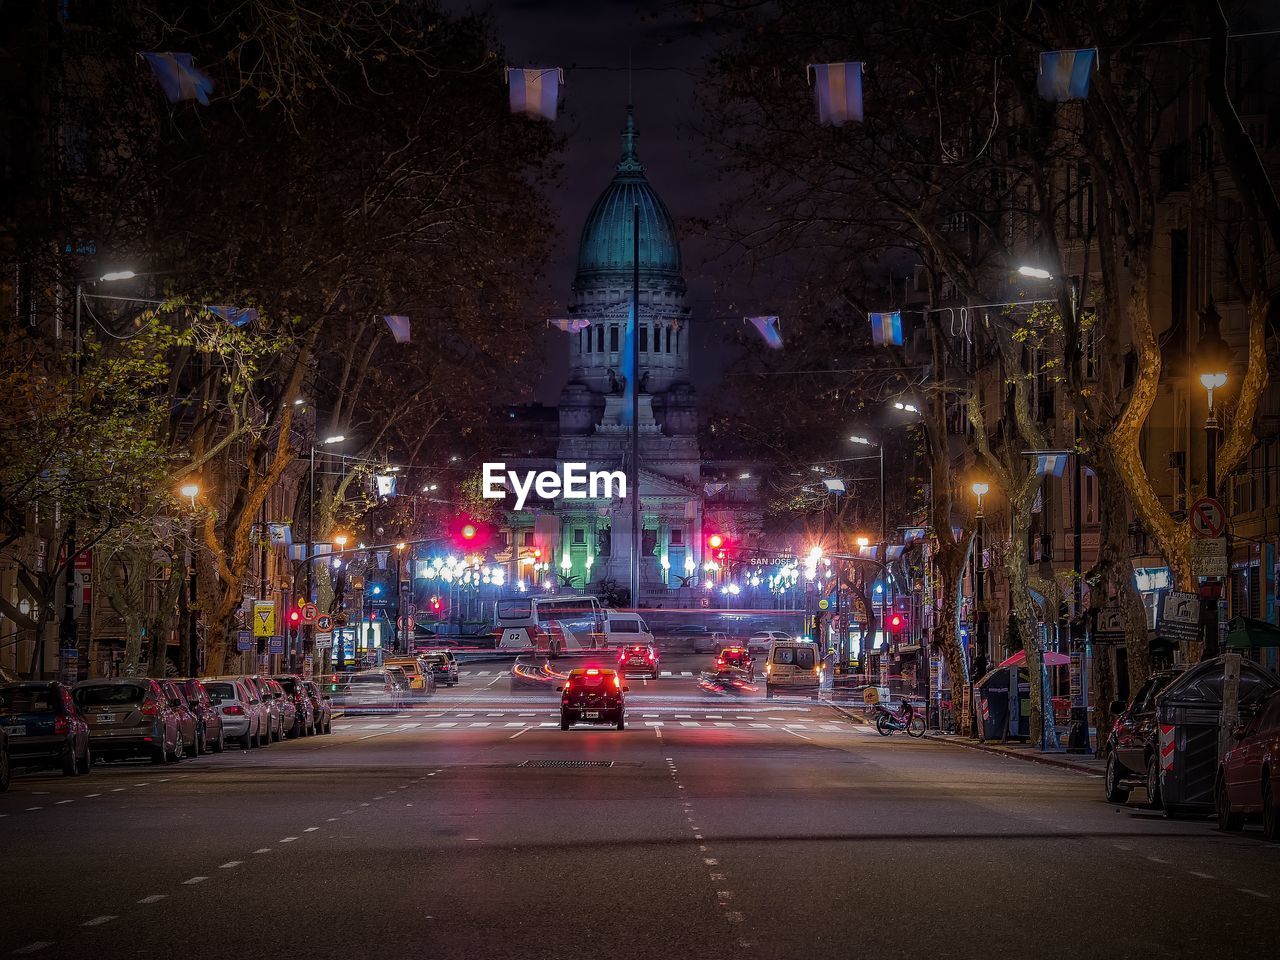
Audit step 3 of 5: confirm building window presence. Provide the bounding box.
[670,528,683,545]
[585,328,591,353]
[573,528,586,545]
[666,326,672,353]
[640,325,648,352]
[521,530,534,546]
[609,325,619,352]
[675,328,680,354]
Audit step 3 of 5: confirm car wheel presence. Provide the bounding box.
[0,745,9,792]
[1146,754,1162,809]
[194,732,204,756]
[1103,753,1131,804]
[62,745,78,776]
[242,730,254,750]
[560,712,570,731]
[1263,775,1279,843]
[76,744,91,775]
[152,746,166,764]
[1216,774,1244,832]
[616,712,625,731]
[212,728,225,753]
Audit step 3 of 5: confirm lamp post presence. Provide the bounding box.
[307,435,345,669]
[970,480,989,631]
[178,483,201,676]
[1198,304,1231,658]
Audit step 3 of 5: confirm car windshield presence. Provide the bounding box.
[349,674,388,685]
[276,678,299,693]
[74,683,149,706]
[0,686,58,712]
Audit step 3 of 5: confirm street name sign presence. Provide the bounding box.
[1189,497,1226,539]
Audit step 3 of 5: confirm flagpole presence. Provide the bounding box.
[630,203,641,610]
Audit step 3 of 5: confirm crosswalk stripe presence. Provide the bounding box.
[468,722,490,728]
[660,671,673,677]
[433,722,457,728]
[679,721,701,727]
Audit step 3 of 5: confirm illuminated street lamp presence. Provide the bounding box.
[1017,264,1052,280]
[179,482,200,508]
[1197,304,1232,658]
[971,481,990,517]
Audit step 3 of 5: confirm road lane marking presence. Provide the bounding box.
[12,941,53,954]
[655,728,662,739]
[281,836,299,841]
[137,895,167,904]
[219,861,242,868]
[1189,871,1215,879]
[82,916,116,927]
[84,793,101,798]
[56,800,74,805]
[1239,889,1270,898]
[785,729,812,742]
[182,877,208,885]
[252,848,271,854]
[509,727,532,739]
[304,826,319,832]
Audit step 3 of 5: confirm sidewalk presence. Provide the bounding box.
[924,731,1105,776]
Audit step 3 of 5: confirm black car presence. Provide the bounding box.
[0,681,92,776]
[1103,669,1184,805]
[558,667,628,730]
[174,678,226,753]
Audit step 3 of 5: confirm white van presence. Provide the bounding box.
[604,614,655,648]
[764,640,822,699]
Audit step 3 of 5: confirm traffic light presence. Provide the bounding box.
[707,532,724,550]
[706,531,730,561]
[287,606,303,631]
[887,612,907,634]
[449,514,495,550]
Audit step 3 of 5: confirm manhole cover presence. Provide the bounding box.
[519,759,615,768]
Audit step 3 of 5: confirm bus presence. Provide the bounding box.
[495,596,607,656]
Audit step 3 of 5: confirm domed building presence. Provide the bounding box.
[500,108,761,604]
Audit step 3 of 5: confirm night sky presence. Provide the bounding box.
[448,0,750,404]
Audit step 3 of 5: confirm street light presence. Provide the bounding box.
[970,481,989,517]
[99,270,137,282]
[848,434,886,542]
[179,482,200,507]
[892,401,919,414]
[1198,303,1232,658]
[1017,264,1053,280]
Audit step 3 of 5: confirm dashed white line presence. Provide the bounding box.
[1189,871,1215,879]
[83,793,101,798]
[252,848,271,854]
[137,895,167,904]
[56,800,74,805]
[304,826,319,832]
[181,877,208,885]
[12,941,53,954]
[81,916,116,927]
[219,861,243,869]
[1239,888,1270,899]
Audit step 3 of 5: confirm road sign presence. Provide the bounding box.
[252,600,276,637]
[314,631,332,648]
[267,635,285,655]
[1189,496,1227,539]
[1095,606,1125,642]
[863,686,880,705]
[1191,537,1229,578]
[236,630,253,652]
[301,602,318,624]
[1157,590,1201,643]
[316,614,333,632]
[396,616,416,631]
[818,598,829,611]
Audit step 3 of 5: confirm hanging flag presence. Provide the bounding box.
[1035,452,1070,477]
[903,526,926,544]
[506,67,563,121]
[807,62,864,126]
[619,302,637,424]
[207,305,257,327]
[1037,48,1096,102]
[821,478,846,494]
[746,315,784,349]
[886,545,904,560]
[141,52,214,104]
[703,482,727,498]
[381,315,411,343]
[869,310,903,347]
[267,522,292,546]
[547,318,590,333]
[375,474,396,497]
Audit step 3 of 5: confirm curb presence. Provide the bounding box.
[924,732,1102,775]
[822,698,869,726]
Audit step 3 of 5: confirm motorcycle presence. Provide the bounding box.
[698,669,758,696]
[874,703,926,738]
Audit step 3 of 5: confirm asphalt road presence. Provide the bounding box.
[2,654,1277,959]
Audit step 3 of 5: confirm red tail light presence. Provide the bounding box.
[140,698,158,717]
[54,716,69,735]
[222,704,245,716]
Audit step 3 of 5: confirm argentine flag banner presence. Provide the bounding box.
[869,310,903,347]
[506,68,563,121]
[807,62,864,126]
[1037,48,1096,101]
[1034,452,1070,477]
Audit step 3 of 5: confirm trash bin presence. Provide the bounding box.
[1155,656,1280,817]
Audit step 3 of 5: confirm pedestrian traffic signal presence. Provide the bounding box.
[887,612,906,633]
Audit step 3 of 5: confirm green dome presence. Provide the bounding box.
[574,108,683,287]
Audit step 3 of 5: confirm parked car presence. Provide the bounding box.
[617,644,660,679]
[1217,689,1280,840]
[749,630,794,653]
[202,677,263,749]
[0,681,92,776]
[173,679,225,753]
[558,667,628,730]
[420,650,459,687]
[333,671,405,714]
[73,677,185,763]
[161,679,201,757]
[1102,668,1184,805]
[383,657,437,698]
[0,728,9,791]
[302,680,333,734]
[272,675,316,737]
[244,676,284,743]
[266,678,296,737]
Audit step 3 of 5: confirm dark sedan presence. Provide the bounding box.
[1102,669,1183,806]
[272,675,316,738]
[1217,689,1280,840]
[302,680,333,734]
[0,681,91,776]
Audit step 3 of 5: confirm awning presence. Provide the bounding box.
[1225,616,1280,649]
[998,649,1070,668]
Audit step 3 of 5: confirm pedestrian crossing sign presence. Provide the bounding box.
[253,600,276,637]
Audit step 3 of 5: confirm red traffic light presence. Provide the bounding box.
[287,607,302,627]
[461,523,478,540]
[707,533,724,549]
[430,596,443,613]
[449,515,494,549]
[888,613,905,632]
